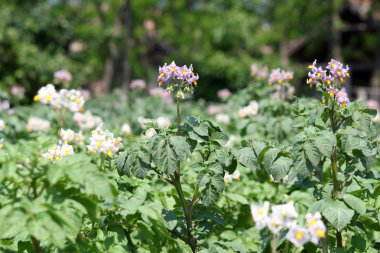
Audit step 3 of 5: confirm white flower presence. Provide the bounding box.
[306,213,326,244]
[34,84,85,112]
[74,132,85,146]
[250,201,270,229]
[0,100,10,112]
[271,202,298,227]
[27,117,51,132]
[138,117,154,129]
[217,89,231,100]
[156,116,171,128]
[216,113,230,124]
[33,84,58,105]
[121,123,132,136]
[224,135,237,148]
[73,111,102,130]
[286,223,310,247]
[87,126,122,157]
[267,214,284,234]
[0,119,5,131]
[59,128,75,143]
[224,170,240,183]
[144,128,157,139]
[42,143,74,161]
[239,101,259,118]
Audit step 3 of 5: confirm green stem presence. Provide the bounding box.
[100,154,105,171]
[176,98,180,133]
[31,236,42,253]
[270,233,277,253]
[172,172,197,252]
[329,101,343,248]
[331,146,339,199]
[122,227,137,253]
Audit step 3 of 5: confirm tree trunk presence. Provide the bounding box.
[370,22,380,88]
[329,0,342,60]
[122,0,132,88]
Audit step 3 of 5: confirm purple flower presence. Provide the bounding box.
[336,88,350,108]
[327,86,338,97]
[326,59,350,84]
[176,65,192,80]
[187,73,199,86]
[323,75,334,85]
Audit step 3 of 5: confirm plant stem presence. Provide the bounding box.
[336,230,343,248]
[31,236,42,253]
[270,233,277,253]
[176,98,180,134]
[331,145,339,199]
[171,172,197,252]
[329,102,343,248]
[122,227,137,253]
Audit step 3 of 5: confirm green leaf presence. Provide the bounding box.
[0,206,27,239]
[269,156,292,181]
[233,147,256,168]
[150,134,186,176]
[322,200,354,231]
[303,142,320,167]
[342,194,366,215]
[197,162,225,207]
[262,148,280,170]
[117,142,151,178]
[315,132,336,157]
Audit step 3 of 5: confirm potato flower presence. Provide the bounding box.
[42,143,74,161]
[157,61,199,99]
[87,126,122,157]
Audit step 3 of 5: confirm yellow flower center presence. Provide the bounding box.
[317,72,321,78]
[258,209,264,215]
[0,144,3,149]
[340,77,344,83]
[75,98,81,104]
[342,103,346,108]
[159,73,164,77]
[97,141,102,147]
[107,149,113,157]
[46,94,52,102]
[296,231,303,240]
[317,229,326,238]
[33,95,41,102]
[171,67,175,72]
[310,219,317,226]
[64,150,70,156]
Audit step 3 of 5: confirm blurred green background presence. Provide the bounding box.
[0,0,379,101]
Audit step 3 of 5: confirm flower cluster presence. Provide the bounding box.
[238,101,259,118]
[58,128,84,146]
[215,113,231,125]
[250,202,326,247]
[87,126,122,157]
[250,64,269,79]
[0,99,10,113]
[307,59,350,108]
[42,143,74,161]
[121,123,132,136]
[0,119,5,131]
[268,68,294,85]
[157,61,199,99]
[224,170,240,183]
[73,111,103,130]
[54,70,72,83]
[149,87,174,104]
[130,79,147,90]
[27,117,51,132]
[217,89,231,100]
[34,84,85,112]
